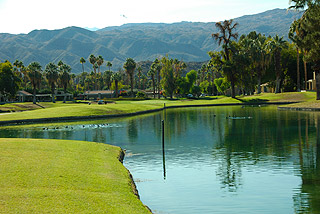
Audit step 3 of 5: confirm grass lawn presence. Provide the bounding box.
[0,138,151,213]
[0,92,318,124]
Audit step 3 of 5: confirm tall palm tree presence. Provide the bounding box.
[80,57,86,73]
[59,63,71,103]
[137,66,142,90]
[148,69,156,98]
[123,58,136,97]
[241,32,269,94]
[212,19,239,62]
[151,58,161,99]
[45,62,59,103]
[111,72,122,98]
[89,54,97,89]
[27,62,42,104]
[289,20,303,92]
[107,61,112,72]
[268,35,288,93]
[212,19,239,98]
[96,55,104,73]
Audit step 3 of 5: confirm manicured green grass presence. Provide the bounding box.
[0,92,317,123]
[0,138,150,213]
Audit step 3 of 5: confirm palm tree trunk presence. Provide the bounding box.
[152,77,155,99]
[257,68,262,94]
[275,76,281,93]
[33,87,36,104]
[304,60,308,90]
[211,70,215,95]
[275,52,282,94]
[115,80,119,98]
[257,77,262,94]
[130,74,134,97]
[316,71,320,100]
[297,48,301,92]
[157,71,160,99]
[63,87,67,103]
[51,83,55,103]
[231,78,235,98]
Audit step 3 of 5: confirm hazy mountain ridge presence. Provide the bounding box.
[0,8,301,73]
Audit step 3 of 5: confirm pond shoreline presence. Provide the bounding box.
[0,101,297,126]
[278,106,320,111]
[118,149,153,213]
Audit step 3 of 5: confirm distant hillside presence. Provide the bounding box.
[0,8,302,73]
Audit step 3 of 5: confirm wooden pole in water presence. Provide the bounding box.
[162,120,166,179]
[162,120,165,151]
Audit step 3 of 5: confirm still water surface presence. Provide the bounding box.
[1,106,320,213]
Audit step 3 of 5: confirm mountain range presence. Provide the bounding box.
[0,8,302,73]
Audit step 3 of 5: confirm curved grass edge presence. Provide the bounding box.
[0,138,152,213]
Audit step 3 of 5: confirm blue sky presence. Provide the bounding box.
[0,0,292,34]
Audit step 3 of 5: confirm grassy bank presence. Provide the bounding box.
[0,92,317,124]
[0,138,151,213]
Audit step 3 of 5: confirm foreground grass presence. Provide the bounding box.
[0,138,150,213]
[0,92,317,123]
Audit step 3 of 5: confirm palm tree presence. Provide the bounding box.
[141,74,148,90]
[107,61,112,72]
[148,69,156,98]
[89,54,97,89]
[137,66,142,90]
[45,62,59,103]
[59,63,71,103]
[241,32,269,94]
[151,58,161,99]
[212,19,239,98]
[123,58,136,97]
[27,62,42,104]
[111,72,122,98]
[96,55,104,73]
[212,19,239,62]
[289,20,303,92]
[80,57,86,73]
[268,35,288,93]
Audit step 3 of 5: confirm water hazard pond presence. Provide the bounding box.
[1,106,320,213]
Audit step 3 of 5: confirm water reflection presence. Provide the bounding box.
[1,106,320,213]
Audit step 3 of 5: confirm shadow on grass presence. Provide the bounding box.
[235,98,269,103]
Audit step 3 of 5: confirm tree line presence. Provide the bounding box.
[1,0,319,102]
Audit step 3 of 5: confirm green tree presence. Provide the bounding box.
[289,20,304,91]
[45,62,59,103]
[103,70,113,90]
[268,35,288,93]
[151,59,162,99]
[0,61,20,102]
[212,19,239,62]
[89,54,97,90]
[27,62,42,104]
[214,77,231,94]
[299,3,320,99]
[107,61,112,72]
[240,32,269,94]
[59,62,71,103]
[212,19,239,98]
[141,74,148,90]
[147,69,156,98]
[96,55,104,73]
[80,57,86,73]
[160,56,175,99]
[123,58,136,97]
[137,66,142,90]
[111,72,122,98]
